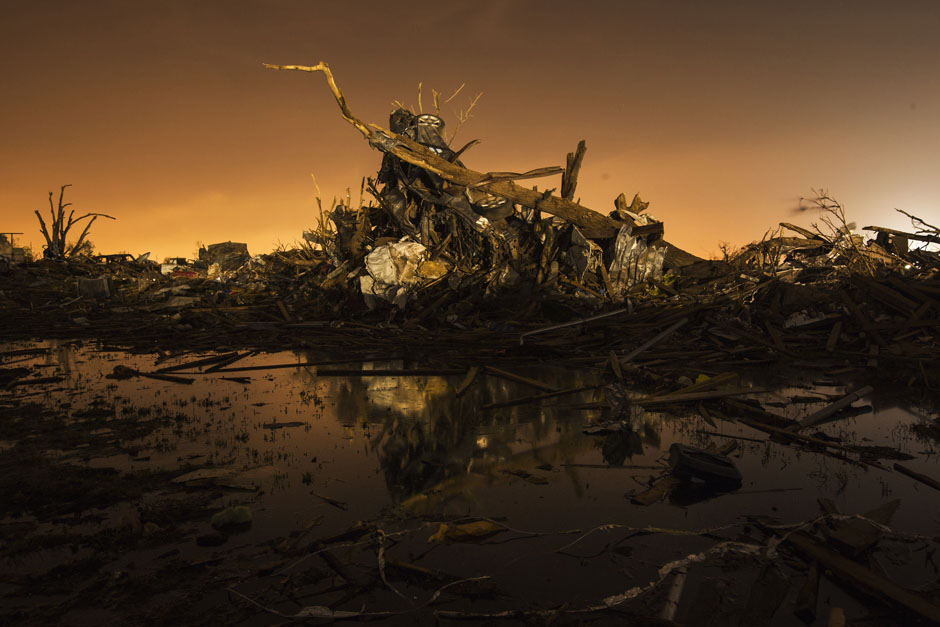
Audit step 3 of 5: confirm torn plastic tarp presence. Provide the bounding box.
[607,225,666,297]
[360,238,449,308]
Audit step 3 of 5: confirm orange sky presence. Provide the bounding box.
[2,1,939,261]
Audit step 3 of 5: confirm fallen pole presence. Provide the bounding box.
[794,385,873,431]
[519,308,629,345]
[618,317,688,366]
[893,463,940,492]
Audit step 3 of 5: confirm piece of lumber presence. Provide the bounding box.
[763,319,787,352]
[638,388,764,407]
[482,384,601,410]
[825,321,843,353]
[205,351,251,373]
[685,577,728,627]
[276,300,293,322]
[893,463,940,491]
[780,222,825,240]
[795,385,873,431]
[827,607,846,627]
[793,560,819,624]
[156,351,239,373]
[862,225,940,244]
[315,368,465,377]
[609,350,623,380]
[740,564,789,626]
[839,290,888,349]
[520,308,629,345]
[619,317,689,366]
[484,366,557,392]
[674,372,739,395]
[630,476,681,506]
[784,531,940,624]
[736,417,855,453]
[857,278,918,313]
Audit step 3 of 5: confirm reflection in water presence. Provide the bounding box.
[601,429,644,466]
[5,339,940,623]
[302,352,606,503]
[8,341,936,544]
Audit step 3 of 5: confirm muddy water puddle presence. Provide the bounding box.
[1,340,939,625]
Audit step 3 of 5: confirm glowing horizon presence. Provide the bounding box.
[3,1,938,262]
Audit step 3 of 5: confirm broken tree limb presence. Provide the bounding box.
[261,62,372,138]
[561,140,587,201]
[34,183,115,257]
[264,61,703,266]
[368,128,624,238]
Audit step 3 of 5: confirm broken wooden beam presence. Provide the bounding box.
[794,385,873,431]
[783,531,940,624]
[893,463,940,492]
[862,225,940,245]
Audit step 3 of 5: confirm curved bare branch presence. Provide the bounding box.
[263,62,371,139]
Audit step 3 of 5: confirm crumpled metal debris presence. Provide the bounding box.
[608,225,666,296]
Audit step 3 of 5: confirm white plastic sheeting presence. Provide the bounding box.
[359,238,439,308]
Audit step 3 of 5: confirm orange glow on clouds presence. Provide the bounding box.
[2,1,939,261]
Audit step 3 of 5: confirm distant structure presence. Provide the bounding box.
[0,232,26,264]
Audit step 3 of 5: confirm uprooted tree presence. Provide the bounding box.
[35,184,115,258]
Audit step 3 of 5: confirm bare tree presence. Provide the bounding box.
[34,184,115,258]
[801,189,875,276]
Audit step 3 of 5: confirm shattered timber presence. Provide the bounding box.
[1,63,940,626]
